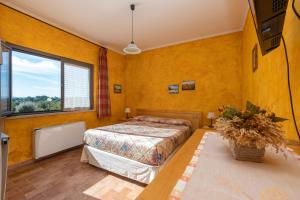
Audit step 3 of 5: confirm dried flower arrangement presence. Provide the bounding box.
[215,101,287,161]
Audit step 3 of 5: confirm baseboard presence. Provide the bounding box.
[8,159,35,175]
[8,145,83,175]
[34,144,83,161]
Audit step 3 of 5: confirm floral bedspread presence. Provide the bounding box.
[83,119,192,166]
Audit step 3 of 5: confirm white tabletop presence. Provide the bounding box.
[181,133,300,200]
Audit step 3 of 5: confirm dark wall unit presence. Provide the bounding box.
[249,0,289,55]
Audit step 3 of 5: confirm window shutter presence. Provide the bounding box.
[63,62,91,111]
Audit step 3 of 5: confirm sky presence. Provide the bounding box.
[12,51,61,98]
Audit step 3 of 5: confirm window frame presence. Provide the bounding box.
[61,58,94,112]
[7,43,94,116]
[0,41,13,116]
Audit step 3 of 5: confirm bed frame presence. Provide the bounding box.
[136,109,202,131]
[81,109,203,184]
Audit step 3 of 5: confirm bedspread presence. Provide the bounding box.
[83,120,192,166]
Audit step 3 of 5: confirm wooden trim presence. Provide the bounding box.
[8,159,35,175]
[136,109,202,131]
[137,129,207,200]
[8,145,83,175]
[33,143,83,161]
[5,109,95,120]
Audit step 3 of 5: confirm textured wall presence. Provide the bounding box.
[0,4,126,165]
[2,0,298,166]
[125,32,243,126]
[242,1,300,140]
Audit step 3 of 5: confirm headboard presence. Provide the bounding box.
[135,109,202,131]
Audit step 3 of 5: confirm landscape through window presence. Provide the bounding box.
[12,51,61,113]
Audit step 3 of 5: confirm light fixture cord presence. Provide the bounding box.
[247,0,300,140]
[282,36,300,140]
[292,0,300,20]
[131,6,134,43]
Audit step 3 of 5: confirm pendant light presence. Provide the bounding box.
[123,4,141,54]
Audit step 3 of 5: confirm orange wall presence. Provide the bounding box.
[0,4,126,165]
[2,1,299,166]
[125,32,243,126]
[242,1,300,140]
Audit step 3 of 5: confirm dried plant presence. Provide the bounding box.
[215,101,287,154]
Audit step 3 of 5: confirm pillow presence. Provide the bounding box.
[133,115,192,128]
[133,115,152,121]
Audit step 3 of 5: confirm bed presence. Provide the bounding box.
[81,109,202,184]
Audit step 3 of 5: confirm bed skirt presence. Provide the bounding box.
[81,145,161,184]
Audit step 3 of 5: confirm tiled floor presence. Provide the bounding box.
[6,148,145,200]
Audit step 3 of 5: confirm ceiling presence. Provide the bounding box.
[1,0,248,53]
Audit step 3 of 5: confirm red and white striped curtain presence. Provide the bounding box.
[97,47,111,118]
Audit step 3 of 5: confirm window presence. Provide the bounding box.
[12,51,61,113]
[1,43,93,115]
[64,62,91,111]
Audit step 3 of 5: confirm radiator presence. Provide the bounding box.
[34,121,86,159]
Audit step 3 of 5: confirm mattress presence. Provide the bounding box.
[83,116,192,166]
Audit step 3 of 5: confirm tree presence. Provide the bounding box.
[16,102,36,113]
[37,101,48,111]
[12,96,61,112]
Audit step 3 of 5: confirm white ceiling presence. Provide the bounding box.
[1,0,248,53]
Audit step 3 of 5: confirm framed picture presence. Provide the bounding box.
[113,84,122,93]
[168,84,179,94]
[182,80,195,90]
[252,44,258,72]
[293,0,300,18]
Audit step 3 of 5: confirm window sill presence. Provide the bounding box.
[4,109,95,120]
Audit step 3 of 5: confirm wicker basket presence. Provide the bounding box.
[229,140,265,163]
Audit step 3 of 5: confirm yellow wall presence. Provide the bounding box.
[2,0,299,166]
[242,1,300,140]
[125,32,243,126]
[0,4,126,165]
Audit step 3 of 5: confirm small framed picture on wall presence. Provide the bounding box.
[252,44,258,72]
[182,80,195,90]
[113,84,122,93]
[168,84,179,94]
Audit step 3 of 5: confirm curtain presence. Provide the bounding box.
[97,47,111,117]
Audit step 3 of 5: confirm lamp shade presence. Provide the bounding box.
[124,107,131,113]
[207,112,216,119]
[123,42,141,54]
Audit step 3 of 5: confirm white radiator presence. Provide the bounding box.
[34,121,86,159]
